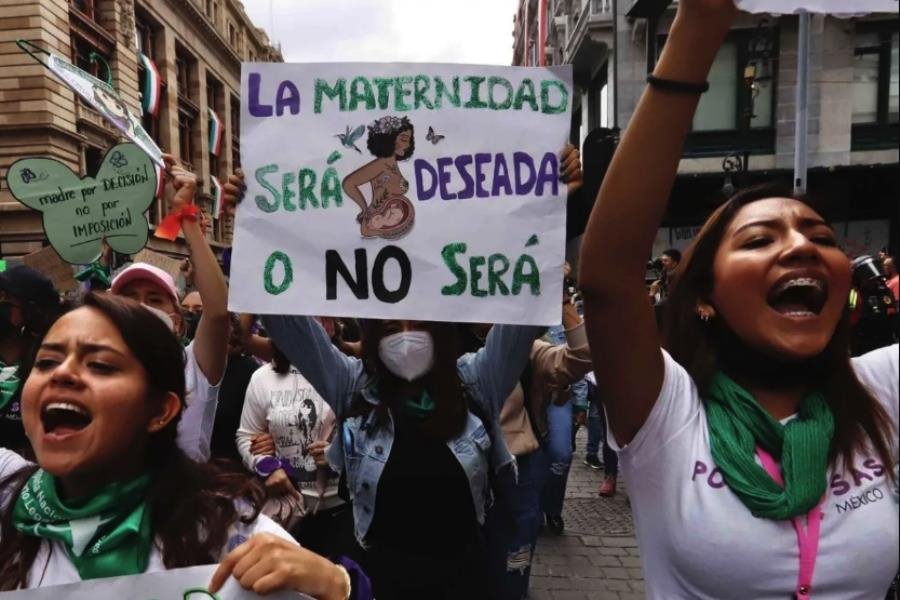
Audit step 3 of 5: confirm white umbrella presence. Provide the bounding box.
[735,0,897,193]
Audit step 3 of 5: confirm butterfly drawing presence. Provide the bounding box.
[335,124,366,153]
[426,126,445,145]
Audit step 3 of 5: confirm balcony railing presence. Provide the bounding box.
[564,0,613,60]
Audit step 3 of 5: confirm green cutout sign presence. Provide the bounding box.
[6,143,156,265]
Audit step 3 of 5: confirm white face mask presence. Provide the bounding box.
[142,303,175,332]
[378,330,434,382]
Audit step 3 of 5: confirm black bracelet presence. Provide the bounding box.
[646,74,709,94]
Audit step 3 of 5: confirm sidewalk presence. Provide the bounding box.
[529,428,644,600]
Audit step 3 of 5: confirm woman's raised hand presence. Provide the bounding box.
[560,143,583,195]
[208,533,350,599]
[222,169,247,216]
[161,153,197,213]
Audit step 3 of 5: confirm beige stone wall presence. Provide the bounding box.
[0,0,279,258]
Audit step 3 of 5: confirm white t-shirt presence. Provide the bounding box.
[177,342,220,462]
[0,448,296,589]
[610,344,899,600]
[236,364,340,509]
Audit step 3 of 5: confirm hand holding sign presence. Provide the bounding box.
[6,143,156,265]
[209,533,349,599]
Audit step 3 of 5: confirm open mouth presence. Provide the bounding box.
[41,402,92,436]
[766,277,828,318]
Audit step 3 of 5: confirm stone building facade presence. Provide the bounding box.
[0,0,281,260]
[515,0,899,257]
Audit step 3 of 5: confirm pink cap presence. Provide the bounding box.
[110,263,179,306]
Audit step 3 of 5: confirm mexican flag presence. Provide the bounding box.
[210,175,224,220]
[208,107,223,157]
[138,53,161,117]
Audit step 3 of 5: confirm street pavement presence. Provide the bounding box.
[529,427,645,600]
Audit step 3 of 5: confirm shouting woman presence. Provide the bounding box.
[578,1,898,598]
[0,294,365,599]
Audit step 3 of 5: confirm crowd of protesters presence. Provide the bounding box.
[1,1,899,597]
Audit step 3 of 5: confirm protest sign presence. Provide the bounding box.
[230,63,572,325]
[0,564,312,600]
[20,246,78,292]
[16,40,164,168]
[132,248,186,283]
[736,0,895,12]
[6,143,157,265]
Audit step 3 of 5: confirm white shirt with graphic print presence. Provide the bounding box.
[609,344,899,600]
[236,364,340,509]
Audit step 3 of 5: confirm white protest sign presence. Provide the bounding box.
[736,0,896,13]
[230,63,572,326]
[0,565,313,600]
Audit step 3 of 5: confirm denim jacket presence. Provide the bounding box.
[261,315,540,545]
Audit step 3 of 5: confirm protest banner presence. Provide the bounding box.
[0,565,312,600]
[5,143,157,265]
[16,40,165,169]
[21,246,78,292]
[230,63,573,325]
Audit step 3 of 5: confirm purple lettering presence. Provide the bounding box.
[248,72,273,117]
[454,155,474,199]
[276,80,301,116]
[474,153,491,198]
[708,468,726,489]
[513,152,536,195]
[830,472,851,496]
[414,159,437,200]
[691,460,708,482]
[437,157,456,200]
[863,458,885,477]
[849,467,874,487]
[534,152,559,197]
[491,153,513,196]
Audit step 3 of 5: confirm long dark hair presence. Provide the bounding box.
[0,293,263,590]
[354,320,466,441]
[663,183,895,474]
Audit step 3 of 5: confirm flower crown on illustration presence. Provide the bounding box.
[370,115,408,135]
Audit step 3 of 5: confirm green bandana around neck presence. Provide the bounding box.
[13,469,153,580]
[0,362,20,411]
[404,390,436,419]
[705,371,834,520]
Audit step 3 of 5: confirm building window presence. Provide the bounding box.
[84,145,104,176]
[178,109,196,169]
[71,0,94,19]
[175,45,196,101]
[229,22,237,47]
[71,37,106,80]
[852,22,899,150]
[230,95,241,168]
[674,26,778,158]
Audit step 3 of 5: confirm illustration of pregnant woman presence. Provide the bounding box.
[342,115,416,240]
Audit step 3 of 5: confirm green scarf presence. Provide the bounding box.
[404,390,436,419]
[0,362,19,411]
[13,470,153,580]
[705,371,834,520]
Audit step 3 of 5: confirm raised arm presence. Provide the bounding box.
[578,0,736,445]
[163,154,230,384]
[465,324,543,413]
[260,315,365,418]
